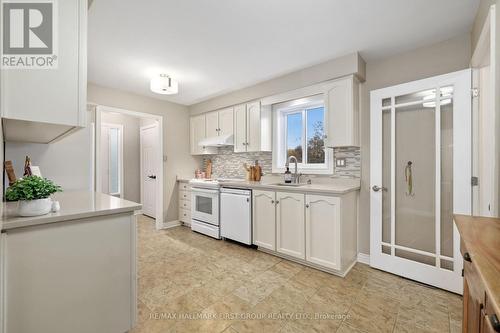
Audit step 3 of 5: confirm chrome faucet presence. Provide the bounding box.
[286,156,301,184]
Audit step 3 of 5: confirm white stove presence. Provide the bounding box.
[188,178,245,239]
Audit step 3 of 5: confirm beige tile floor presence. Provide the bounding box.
[132,215,462,333]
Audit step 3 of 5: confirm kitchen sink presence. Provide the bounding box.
[272,182,307,187]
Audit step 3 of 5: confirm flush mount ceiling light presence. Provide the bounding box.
[150,74,178,95]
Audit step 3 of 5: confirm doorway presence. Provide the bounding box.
[95,105,164,229]
[369,69,471,294]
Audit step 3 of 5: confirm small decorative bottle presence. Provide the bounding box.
[284,167,292,183]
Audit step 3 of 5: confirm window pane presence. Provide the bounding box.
[306,107,325,164]
[287,113,303,163]
[109,128,120,194]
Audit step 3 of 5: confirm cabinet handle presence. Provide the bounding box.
[463,252,472,262]
[489,314,500,332]
[271,200,275,204]
[305,204,309,208]
[276,200,279,204]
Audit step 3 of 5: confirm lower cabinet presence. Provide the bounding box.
[253,190,276,250]
[305,195,341,270]
[276,192,305,259]
[252,189,357,276]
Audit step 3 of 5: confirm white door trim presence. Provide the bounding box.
[369,69,471,294]
[94,105,164,229]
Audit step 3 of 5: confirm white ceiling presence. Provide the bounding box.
[88,0,479,105]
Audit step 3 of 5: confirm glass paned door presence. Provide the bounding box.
[370,70,471,294]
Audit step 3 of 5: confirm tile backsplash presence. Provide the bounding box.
[202,146,360,179]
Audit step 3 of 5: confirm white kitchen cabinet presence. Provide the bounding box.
[252,190,276,251]
[205,107,234,138]
[246,101,261,152]
[276,191,305,259]
[305,194,341,270]
[189,114,216,155]
[218,107,234,136]
[233,101,271,153]
[324,75,360,147]
[205,111,219,138]
[0,0,87,144]
[234,104,247,152]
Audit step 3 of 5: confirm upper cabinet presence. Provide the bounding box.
[0,0,88,143]
[190,107,233,155]
[234,101,271,153]
[218,107,234,137]
[324,75,360,147]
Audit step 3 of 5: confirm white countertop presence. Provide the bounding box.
[1,191,142,231]
[219,178,360,194]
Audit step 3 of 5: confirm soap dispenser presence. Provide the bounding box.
[284,167,292,183]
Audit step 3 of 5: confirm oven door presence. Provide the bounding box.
[191,188,219,226]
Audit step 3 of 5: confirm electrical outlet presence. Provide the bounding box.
[335,158,346,167]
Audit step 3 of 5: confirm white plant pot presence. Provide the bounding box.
[17,198,52,217]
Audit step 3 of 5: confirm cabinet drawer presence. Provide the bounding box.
[179,182,191,191]
[179,208,191,223]
[179,190,191,201]
[179,199,191,210]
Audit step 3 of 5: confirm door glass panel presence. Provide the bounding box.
[109,128,120,195]
[395,248,435,266]
[382,98,391,107]
[395,102,436,255]
[440,259,454,271]
[440,87,454,258]
[395,88,435,105]
[196,196,213,215]
[382,109,391,243]
[382,245,391,255]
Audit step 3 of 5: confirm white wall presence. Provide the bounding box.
[101,112,141,203]
[88,83,200,222]
[5,126,93,191]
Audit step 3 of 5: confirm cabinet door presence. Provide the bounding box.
[205,111,219,138]
[218,107,234,137]
[1,0,86,127]
[276,192,305,259]
[253,190,276,250]
[190,114,206,155]
[246,101,261,152]
[305,195,341,270]
[324,76,359,147]
[234,104,247,152]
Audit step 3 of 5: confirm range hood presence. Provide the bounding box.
[198,134,234,147]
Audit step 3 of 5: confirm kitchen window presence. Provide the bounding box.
[272,95,332,174]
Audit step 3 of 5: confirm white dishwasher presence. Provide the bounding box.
[220,188,252,245]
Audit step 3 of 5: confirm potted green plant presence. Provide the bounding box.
[6,176,62,217]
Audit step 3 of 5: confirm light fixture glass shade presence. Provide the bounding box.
[150,74,178,95]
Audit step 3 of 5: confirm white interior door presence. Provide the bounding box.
[370,69,471,294]
[140,124,159,218]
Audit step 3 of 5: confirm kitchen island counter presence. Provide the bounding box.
[1,191,141,231]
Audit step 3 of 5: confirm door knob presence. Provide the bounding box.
[372,185,386,192]
[148,175,156,179]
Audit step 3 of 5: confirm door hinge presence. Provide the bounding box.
[471,88,479,98]
[471,176,479,186]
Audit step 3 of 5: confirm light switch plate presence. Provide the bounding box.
[335,157,346,167]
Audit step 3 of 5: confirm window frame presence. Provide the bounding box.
[272,95,333,174]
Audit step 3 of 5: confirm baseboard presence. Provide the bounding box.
[161,220,181,229]
[357,253,370,265]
